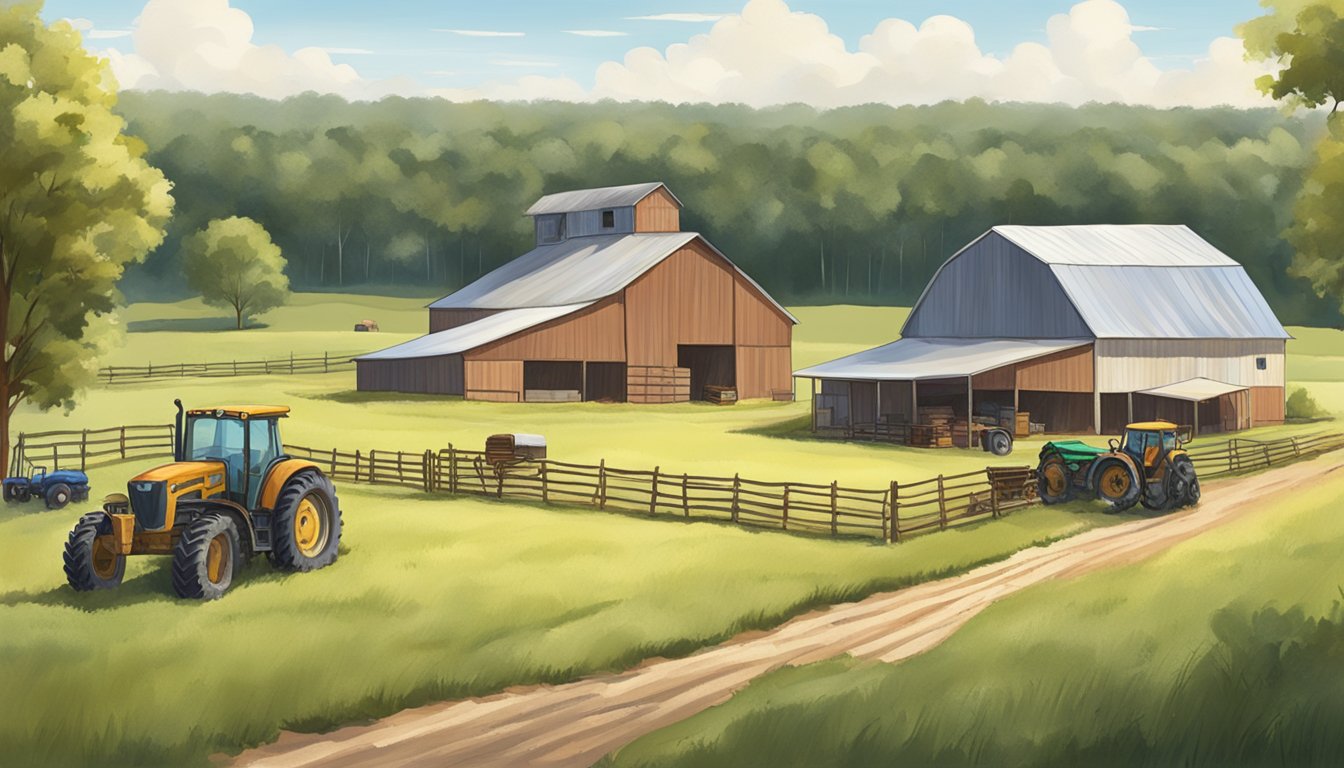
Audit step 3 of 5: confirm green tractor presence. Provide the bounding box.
[1036,421,1201,513]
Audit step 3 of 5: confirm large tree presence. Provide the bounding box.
[0,3,173,475]
[1243,0,1344,314]
[182,217,290,329]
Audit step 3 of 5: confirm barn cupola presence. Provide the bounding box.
[524,182,683,246]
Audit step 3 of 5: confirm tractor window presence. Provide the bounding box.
[1123,430,1146,456]
[246,419,279,508]
[186,417,243,461]
[1162,432,1177,451]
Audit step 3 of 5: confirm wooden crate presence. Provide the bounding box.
[524,389,581,403]
[627,366,690,404]
[704,385,738,405]
[1015,411,1031,438]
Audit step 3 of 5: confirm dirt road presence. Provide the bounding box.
[234,452,1344,768]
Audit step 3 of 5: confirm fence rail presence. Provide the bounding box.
[14,425,1344,544]
[98,351,359,384]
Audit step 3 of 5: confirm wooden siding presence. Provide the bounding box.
[971,365,1014,391]
[356,356,463,395]
[634,187,681,232]
[1094,339,1286,392]
[627,365,690,404]
[734,280,792,346]
[464,360,522,402]
[565,206,635,239]
[1016,345,1094,393]
[466,297,625,362]
[430,308,500,333]
[624,242,733,365]
[1252,385,1285,425]
[736,346,792,400]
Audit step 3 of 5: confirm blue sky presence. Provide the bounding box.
[40,0,1266,95]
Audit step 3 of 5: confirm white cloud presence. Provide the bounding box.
[490,59,560,68]
[103,0,410,100]
[88,29,134,39]
[478,0,1271,109]
[565,30,629,37]
[435,29,526,38]
[627,13,729,22]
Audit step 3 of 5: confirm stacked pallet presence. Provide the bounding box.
[704,385,738,405]
[523,389,581,403]
[628,366,690,404]
[909,424,952,448]
[1015,411,1031,438]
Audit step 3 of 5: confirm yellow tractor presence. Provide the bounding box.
[63,401,342,599]
[1037,421,1201,513]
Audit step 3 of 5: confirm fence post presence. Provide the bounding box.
[449,446,458,494]
[80,429,87,471]
[52,445,59,470]
[989,468,1000,519]
[233,360,238,376]
[829,481,838,535]
[370,449,378,484]
[598,459,608,509]
[325,351,330,373]
[682,474,690,517]
[782,485,791,530]
[937,474,947,530]
[1261,444,1271,469]
[1291,437,1301,458]
[541,462,549,504]
[290,352,295,375]
[330,448,338,477]
[731,474,740,524]
[891,481,901,542]
[120,426,127,460]
[396,451,404,483]
[649,466,660,515]
[354,449,361,483]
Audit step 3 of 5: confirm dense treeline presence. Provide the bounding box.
[116,92,1339,326]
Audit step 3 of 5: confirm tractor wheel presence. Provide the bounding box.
[15,486,30,502]
[986,430,1013,457]
[63,512,125,591]
[172,513,241,600]
[1140,483,1174,512]
[1172,456,1201,508]
[270,471,342,572]
[1037,455,1074,505]
[3,484,16,503]
[45,482,73,510]
[1093,459,1140,512]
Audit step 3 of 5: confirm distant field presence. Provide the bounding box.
[603,461,1344,768]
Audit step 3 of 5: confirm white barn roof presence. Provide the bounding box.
[525,182,681,216]
[794,338,1089,381]
[356,304,592,361]
[429,232,797,322]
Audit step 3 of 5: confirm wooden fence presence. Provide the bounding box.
[14,424,1344,544]
[98,351,358,384]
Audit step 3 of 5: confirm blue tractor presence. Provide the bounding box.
[3,467,91,510]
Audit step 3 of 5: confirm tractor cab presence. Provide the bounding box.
[182,405,288,508]
[1114,421,1191,478]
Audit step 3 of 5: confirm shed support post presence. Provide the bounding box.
[1127,392,1134,424]
[581,361,588,403]
[911,380,919,423]
[875,380,882,436]
[966,375,974,450]
[811,379,818,433]
[1194,401,1201,437]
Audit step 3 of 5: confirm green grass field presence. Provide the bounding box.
[602,459,1344,768]
[0,295,1338,766]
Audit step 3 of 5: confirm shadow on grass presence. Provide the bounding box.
[127,317,268,333]
[307,390,462,405]
[0,556,296,611]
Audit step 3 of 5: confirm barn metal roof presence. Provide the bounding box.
[793,338,1090,381]
[993,225,1237,267]
[355,304,593,361]
[1138,378,1248,402]
[525,182,682,216]
[429,232,797,322]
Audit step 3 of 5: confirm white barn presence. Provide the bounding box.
[797,225,1288,442]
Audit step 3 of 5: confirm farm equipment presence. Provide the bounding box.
[62,400,342,600]
[3,468,90,510]
[1036,421,1200,512]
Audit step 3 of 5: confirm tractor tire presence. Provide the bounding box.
[1140,483,1175,512]
[1037,455,1074,505]
[270,471,342,572]
[14,486,30,502]
[172,513,241,600]
[1172,456,1201,508]
[1093,459,1141,513]
[3,484,17,503]
[45,482,73,510]
[986,430,1013,457]
[63,512,125,591]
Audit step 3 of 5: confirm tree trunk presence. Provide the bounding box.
[235,304,243,330]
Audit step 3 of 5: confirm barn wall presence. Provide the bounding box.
[903,233,1093,339]
[430,308,500,333]
[1251,386,1285,425]
[736,346,792,400]
[634,187,681,233]
[464,360,523,402]
[1016,345,1094,393]
[624,241,735,366]
[971,366,1014,390]
[466,298,626,362]
[734,280,792,346]
[356,356,464,395]
[1094,339,1285,392]
[566,206,636,238]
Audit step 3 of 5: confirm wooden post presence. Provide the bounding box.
[911,380,919,423]
[829,481,838,534]
[423,450,432,492]
[233,360,238,376]
[355,449,362,482]
[541,462,549,504]
[989,469,1001,518]
[881,485,889,542]
[1292,436,1301,458]
[891,481,901,542]
[782,485,791,529]
[731,473,740,523]
[119,426,127,460]
[937,474,947,530]
[966,375,974,450]
[594,459,604,508]
[448,446,458,494]
[290,352,295,374]
[810,378,818,433]
[397,451,404,483]
[52,445,59,470]
[370,449,377,483]
[1127,391,1134,424]
[1261,443,1271,469]
[331,448,338,477]
[649,466,660,515]
[682,474,690,517]
[324,351,330,373]
[874,380,882,439]
[80,430,87,471]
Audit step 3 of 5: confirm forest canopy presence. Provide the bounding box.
[115,92,1338,326]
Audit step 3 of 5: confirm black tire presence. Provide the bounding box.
[1172,456,1201,508]
[1037,455,1074,505]
[45,482,73,510]
[270,471,342,572]
[172,513,241,600]
[3,483,17,503]
[63,512,125,591]
[14,486,30,502]
[1140,483,1174,512]
[1093,458,1141,513]
[987,430,1013,457]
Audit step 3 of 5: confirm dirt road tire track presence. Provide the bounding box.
[233,452,1344,768]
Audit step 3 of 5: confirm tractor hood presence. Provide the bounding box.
[127,461,228,532]
[131,461,226,486]
[1041,440,1108,464]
